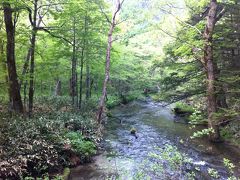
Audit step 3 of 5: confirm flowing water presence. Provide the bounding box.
[68,100,240,180]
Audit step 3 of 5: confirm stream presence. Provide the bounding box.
[68,100,240,180]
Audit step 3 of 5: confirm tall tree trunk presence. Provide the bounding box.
[28,0,38,117]
[54,79,62,96]
[20,47,31,88]
[3,2,23,113]
[86,59,90,100]
[90,79,94,98]
[76,72,79,107]
[203,0,220,142]
[79,15,87,109]
[97,23,115,123]
[79,56,84,109]
[28,30,37,116]
[97,0,124,123]
[21,50,30,111]
[23,80,28,108]
[71,17,77,107]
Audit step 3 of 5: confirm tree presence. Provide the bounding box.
[203,0,226,142]
[2,2,23,113]
[28,0,38,117]
[97,0,125,123]
[22,0,65,116]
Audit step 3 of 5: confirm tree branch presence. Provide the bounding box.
[215,7,226,23]
[99,4,111,24]
[41,28,72,45]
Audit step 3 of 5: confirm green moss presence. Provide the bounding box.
[151,93,164,102]
[174,102,195,114]
[62,168,70,179]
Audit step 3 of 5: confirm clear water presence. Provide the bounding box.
[68,100,240,180]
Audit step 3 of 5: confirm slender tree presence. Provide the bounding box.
[97,0,124,123]
[28,0,38,116]
[71,17,77,107]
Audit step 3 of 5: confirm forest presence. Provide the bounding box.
[0,0,239,179]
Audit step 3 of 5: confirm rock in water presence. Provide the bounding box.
[130,127,137,135]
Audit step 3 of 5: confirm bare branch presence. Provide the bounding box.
[112,0,124,26]
[115,17,128,26]
[98,4,111,24]
[215,7,226,23]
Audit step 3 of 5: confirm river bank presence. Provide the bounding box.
[68,100,240,179]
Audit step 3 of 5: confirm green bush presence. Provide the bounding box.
[175,102,195,114]
[0,111,98,179]
[151,93,164,102]
[188,109,207,125]
[106,91,145,109]
[125,90,145,102]
[64,132,96,158]
[220,120,240,146]
[35,96,72,111]
[0,116,62,178]
[106,95,121,109]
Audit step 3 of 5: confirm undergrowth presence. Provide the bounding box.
[0,96,100,179]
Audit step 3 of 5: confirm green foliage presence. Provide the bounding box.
[64,132,96,158]
[174,102,195,114]
[0,116,61,178]
[151,93,164,102]
[207,168,220,179]
[35,96,72,111]
[189,109,207,125]
[0,109,98,178]
[223,158,235,175]
[220,120,240,146]
[106,95,122,109]
[207,158,237,180]
[106,91,145,109]
[1,0,240,178]
[190,128,214,139]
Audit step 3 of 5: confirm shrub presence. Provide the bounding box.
[35,96,72,111]
[0,116,62,178]
[64,132,96,159]
[0,111,99,179]
[174,102,195,114]
[106,95,122,109]
[188,109,207,125]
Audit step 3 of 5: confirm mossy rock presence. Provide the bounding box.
[63,168,70,179]
[130,127,137,135]
[173,102,194,116]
